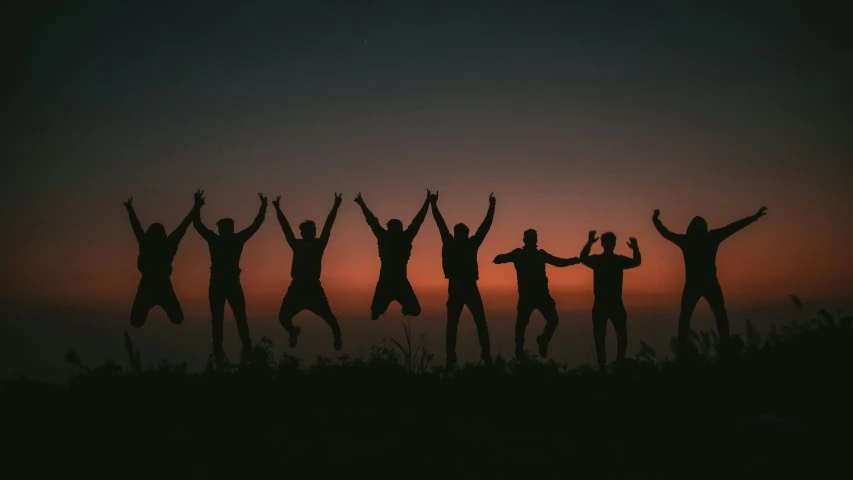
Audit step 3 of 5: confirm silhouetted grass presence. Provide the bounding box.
[6,306,852,478]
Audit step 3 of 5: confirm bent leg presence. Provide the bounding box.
[278,283,304,348]
[130,280,156,328]
[705,282,730,350]
[159,279,184,325]
[227,280,252,353]
[370,280,394,321]
[538,295,559,358]
[678,285,702,350]
[306,285,342,351]
[515,298,534,357]
[398,279,422,317]
[466,285,491,360]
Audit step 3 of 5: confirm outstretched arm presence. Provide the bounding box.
[272,196,297,247]
[652,209,684,245]
[192,190,217,242]
[493,249,518,264]
[405,190,432,239]
[579,231,599,268]
[168,201,200,245]
[320,193,343,243]
[472,193,496,246]
[354,193,384,237]
[542,250,580,267]
[712,206,767,242]
[237,193,268,241]
[429,192,452,243]
[123,198,144,243]
[621,237,641,269]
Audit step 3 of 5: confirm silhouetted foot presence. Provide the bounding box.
[288,327,301,348]
[536,335,548,358]
[371,313,380,321]
[481,353,493,366]
[445,356,457,371]
[333,335,342,351]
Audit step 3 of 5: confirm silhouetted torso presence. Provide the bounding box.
[290,238,328,281]
[204,235,249,278]
[505,247,554,295]
[376,231,414,278]
[137,239,179,277]
[584,253,634,299]
[679,235,722,284]
[441,237,483,282]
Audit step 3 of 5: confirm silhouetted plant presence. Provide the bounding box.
[386,319,434,374]
[124,331,142,374]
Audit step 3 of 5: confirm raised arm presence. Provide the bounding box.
[192,190,217,242]
[272,195,297,247]
[493,249,518,265]
[123,197,144,243]
[168,199,201,245]
[472,193,496,246]
[579,230,599,268]
[542,250,580,267]
[429,191,452,243]
[405,190,432,239]
[620,237,641,269]
[237,193,268,241]
[320,193,343,243]
[354,193,384,237]
[652,209,684,246]
[712,206,767,242]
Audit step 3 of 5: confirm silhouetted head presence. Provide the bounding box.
[453,223,469,239]
[216,218,235,236]
[523,229,537,248]
[145,223,167,242]
[386,219,404,233]
[601,232,616,252]
[686,216,708,236]
[299,220,317,239]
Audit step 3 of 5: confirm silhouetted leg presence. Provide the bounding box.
[130,279,156,328]
[445,281,465,366]
[678,285,702,352]
[279,282,304,348]
[306,284,342,351]
[209,282,226,354]
[537,295,559,358]
[466,284,491,362]
[705,282,730,352]
[515,297,534,358]
[592,303,608,368]
[227,280,252,354]
[370,279,394,320]
[398,279,422,317]
[159,279,184,325]
[612,300,628,364]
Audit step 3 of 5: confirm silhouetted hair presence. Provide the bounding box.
[523,229,537,246]
[299,220,316,235]
[453,223,469,238]
[146,223,167,240]
[387,219,404,232]
[601,232,616,249]
[216,218,235,234]
[687,216,708,236]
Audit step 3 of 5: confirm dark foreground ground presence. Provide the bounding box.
[4,312,851,479]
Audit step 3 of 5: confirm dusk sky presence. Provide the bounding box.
[2,1,851,380]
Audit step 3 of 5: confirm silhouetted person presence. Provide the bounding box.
[193,190,267,359]
[430,191,496,367]
[653,206,768,352]
[355,190,431,320]
[274,193,343,351]
[123,196,200,327]
[493,229,580,358]
[579,230,641,372]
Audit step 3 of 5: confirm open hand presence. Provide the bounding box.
[194,190,205,208]
[627,237,638,249]
[489,192,495,205]
[123,197,133,208]
[272,195,281,208]
[755,206,768,219]
[426,189,433,201]
[334,192,343,206]
[429,190,439,203]
[588,230,599,243]
[258,192,268,206]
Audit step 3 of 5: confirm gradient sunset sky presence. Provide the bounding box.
[2,1,852,377]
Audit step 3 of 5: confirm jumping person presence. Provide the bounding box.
[652,206,768,353]
[579,230,641,372]
[355,190,431,320]
[123,195,200,327]
[430,191,496,367]
[273,193,343,351]
[193,190,267,360]
[493,229,580,359]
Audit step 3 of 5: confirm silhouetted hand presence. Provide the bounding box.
[653,209,660,220]
[425,189,433,202]
[258,193,268,206]
[272,195,281,209]
[123,197,133,209]
[334,193,343,206]
[489,192,495,205]
[754,206,768,219]
[194,190,205,208]
[587,230,599,244]
[354,193,364,205]
[627,237,638,250]
[429,190,439,204]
